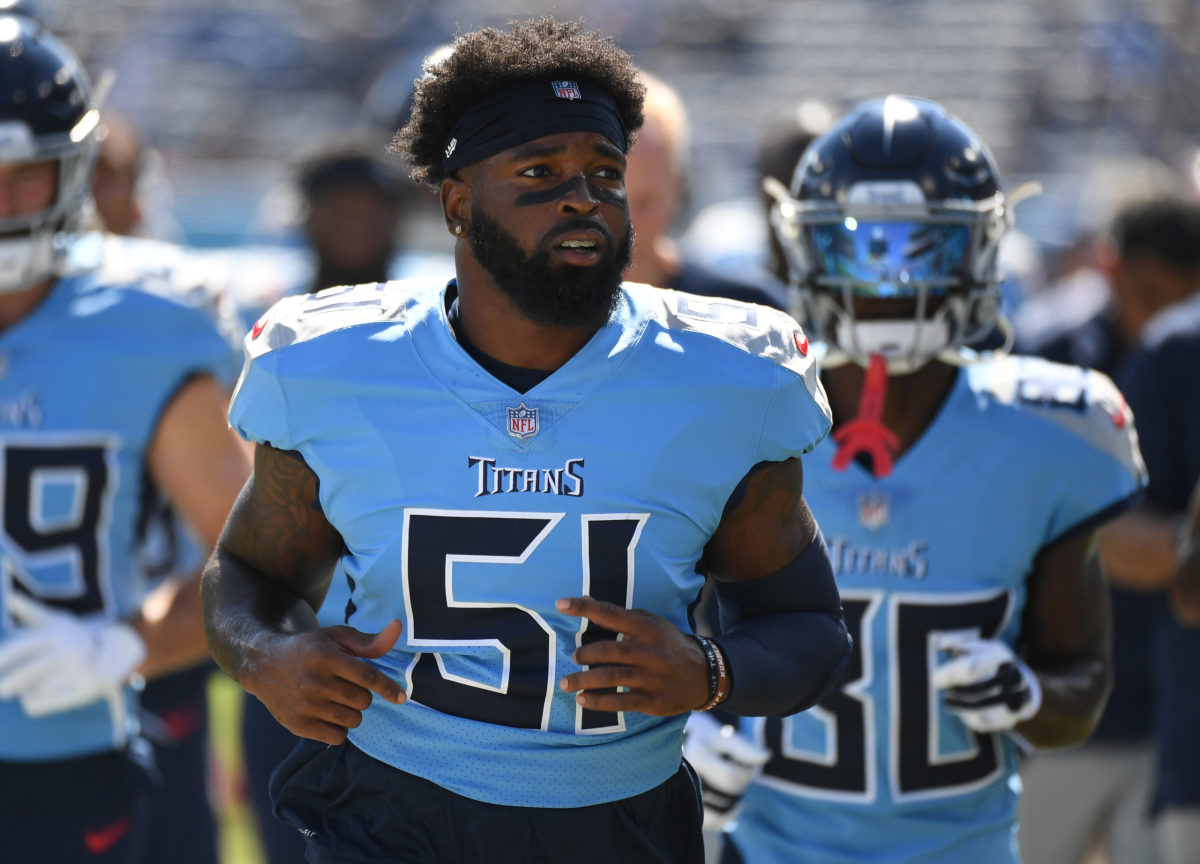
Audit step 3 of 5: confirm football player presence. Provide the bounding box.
[202,18,850,864]
[0,17,250,864]
[686,95,1145,863]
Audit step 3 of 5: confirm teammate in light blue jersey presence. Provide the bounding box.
[0,18,251,864]
[203,19,850,864]
[686,96,1146,864]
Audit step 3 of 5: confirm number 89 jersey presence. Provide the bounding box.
[230,278,831,808]
[0,264,242,761]
[730,355,1146,863]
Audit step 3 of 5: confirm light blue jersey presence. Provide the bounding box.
[223,247,454,629]
[729,355,1146,863]
[0,256,242,761]
[229,278,831,807]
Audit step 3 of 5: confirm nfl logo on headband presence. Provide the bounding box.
[551,80,582,100]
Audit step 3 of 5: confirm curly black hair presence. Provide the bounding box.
[393,17,645,189]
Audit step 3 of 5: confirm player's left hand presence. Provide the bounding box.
[0,592,147,717]
[556,596,709,715]
[932,634,1041,732]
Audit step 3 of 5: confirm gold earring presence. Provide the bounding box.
[454,224,464,235]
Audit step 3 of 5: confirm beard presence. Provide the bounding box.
[468,205,633,329]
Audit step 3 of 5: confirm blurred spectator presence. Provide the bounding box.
[1116,281,1200,864]
[93,114,144,236]
[625,70,786,309]
[1095,198,1200,589]
[1019,196,1200,384]
[232,137,451,331]
[92,113,184,243]
[296,143,407,292]
[1014,156,1183,356]
[680,97,833,297]
[1018,195,1200,864]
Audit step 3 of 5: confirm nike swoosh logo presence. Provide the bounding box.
[84,816,132,855]
[251,316,268,339]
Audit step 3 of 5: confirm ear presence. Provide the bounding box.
[441,175,469,238]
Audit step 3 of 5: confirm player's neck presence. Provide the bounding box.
[824,360,959,457]
[452,254,598,372]
[0,278,55,332]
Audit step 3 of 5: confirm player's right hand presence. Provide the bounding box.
[932,634,1041,732]
[244,619,406,745]
[683,711,771,832]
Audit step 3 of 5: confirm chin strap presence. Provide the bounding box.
[831,352,899,478]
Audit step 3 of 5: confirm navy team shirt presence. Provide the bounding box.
[1119,290,1200,811]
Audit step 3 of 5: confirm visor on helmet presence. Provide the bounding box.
[808,220,971,298]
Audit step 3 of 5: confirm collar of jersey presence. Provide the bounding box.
[409,279,647,406]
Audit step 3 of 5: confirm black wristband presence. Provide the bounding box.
[691,635,729,711]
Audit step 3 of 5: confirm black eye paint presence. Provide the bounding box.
[513,176,625,209]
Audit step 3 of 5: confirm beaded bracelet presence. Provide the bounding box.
[692,635,729,711]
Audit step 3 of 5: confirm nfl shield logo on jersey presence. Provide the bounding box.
[507,402,540,440]
[858,492,890,530]
[551,80,582,100]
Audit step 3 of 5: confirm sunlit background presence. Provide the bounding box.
[37,0,1200,255]
[24,2,1200,861]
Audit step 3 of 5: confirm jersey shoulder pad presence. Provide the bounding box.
[641,283,816,379]
[246,280,413,359]
[972,354,1144,478]
[90,235,224,302]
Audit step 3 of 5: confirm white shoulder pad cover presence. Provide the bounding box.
[653,286,823,387]
[980,354,1146,481]
[93,235,219,302]
[245,281,410,359]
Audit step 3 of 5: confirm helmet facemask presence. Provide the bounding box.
[0,17,102,294]
[773,184,1011,375]
[0,118,100,293]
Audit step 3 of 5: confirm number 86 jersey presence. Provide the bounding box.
[730,355,1146,864]
[229,278,832,809]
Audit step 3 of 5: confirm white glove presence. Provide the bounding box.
[0,592,146,717]
[932,634,1041,732]
[684,711,771,832]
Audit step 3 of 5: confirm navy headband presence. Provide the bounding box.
[442,78,627,174]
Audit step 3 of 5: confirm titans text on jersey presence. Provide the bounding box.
[468,455,585,497]
[229,278,831,809]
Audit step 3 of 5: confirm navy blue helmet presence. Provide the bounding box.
[0,14,98,291]
[771,95,1010,372]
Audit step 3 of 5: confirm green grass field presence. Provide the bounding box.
[208,672,267,864]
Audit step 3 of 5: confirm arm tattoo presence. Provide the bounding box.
[225,446,343,583]
[744,458,803,515]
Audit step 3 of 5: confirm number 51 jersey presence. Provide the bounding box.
[230,278,832,808]
[730,355,1146,863]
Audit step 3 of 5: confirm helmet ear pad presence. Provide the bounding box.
[0,15,100,292]
[774,95,1011,372]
